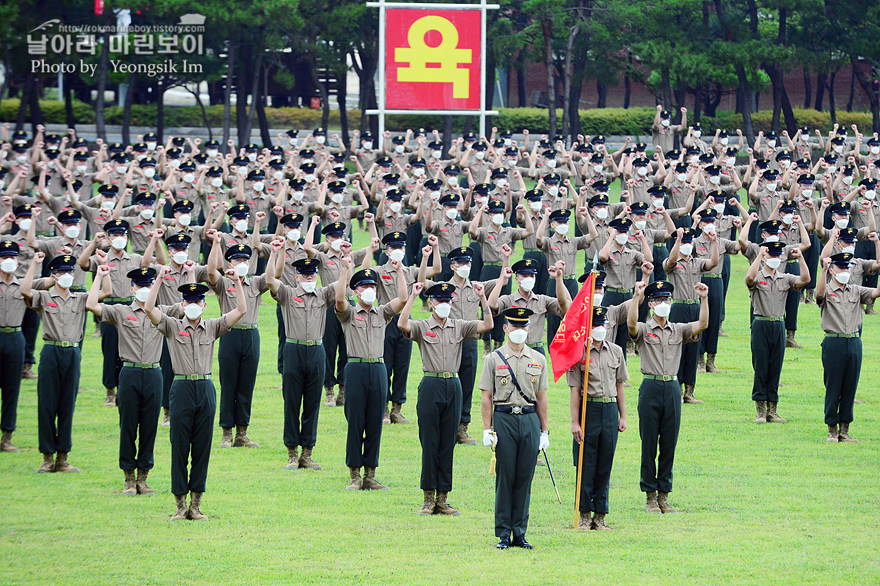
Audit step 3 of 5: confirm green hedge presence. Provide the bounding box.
[1,99,873,136]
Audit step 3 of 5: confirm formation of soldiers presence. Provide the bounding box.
[0,110,877,546]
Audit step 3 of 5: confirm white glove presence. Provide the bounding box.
[539,430,550,451]
[483,429,497,447]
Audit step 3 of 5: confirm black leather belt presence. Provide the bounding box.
[494,405,536,414]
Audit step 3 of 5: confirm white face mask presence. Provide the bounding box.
[843,176,853,185]
[316,136,327,146]
[546,159,557,168]
[412,168,425,178]
[176,213,191,227]
[637,167,648,177]
[507,158,517,167]
[0,258,17,274]
[300,280,317,293]
[766,182,777,192]
[232,263,249,277]
[455,265,471,279]
[865,190,877,200]
[834,145,843,154]
[116,166,128,174]
[871,146,880,155]
[430,150,442,159]
[363,141,373,150]
[679,243,693,256]
[388,248,405,262]
[101,200,115,210]
[653,302,671,317]
[292,191,305,202]
[247,153,258,162]
[661,120,671,128]
[801,189,813,198]
[206,149,218,158]
[702,223,716,234]
[519,276,536,292]
[767,140,777,148]
[134,287,151,303]
[548,186,560,197]
[111,236,127,250]
[140,209,154,220]
[385,201,401,215]
[433,302,452,319]
[593,164,605,173]
[835,270,851,285]
[64,226,81,239]
[184,303,204,319]
[713,204,725,214]
[431,190,441,199]
[359,287,376,304]
[693,131,702,139]
[144,168,156,178]
[475,152,485,160]
[491,213,504,226]
[172,251,188,265]
[709,175,721,185]
[234,220,249,233]
[236,167,248,177]
[593,293,603,307]
[595,208,609,220]
[841,244,855,254]
[15,155,26,163]
[75,165,87,173]
[765,257,782,270]
[548,223,568,237]
[529,201,542,212]
[827,166,836,174]
[764,235,779,243]
[445,208,458,220]
[180,173,194,183]
[252,181,265,192]
[56,274,74,289]
[394,145,405,154]
[782,213,794,225]
[329,239,343,252]
[634,219,647,230]
[676,173,687,182]
[304,174,316,183]
[508,328,528,345]
[330,192,344,204]
[835,218,849,229]
[723,157,735,166]
[496,178,508,188]
[614,233,628,246]
[211,178,223,188]
[689,156,699,165]
[287,229,301,242]
[18,219,31,232]
[720,137,729,145]
[447,176,458,186]
[591,326,607,342]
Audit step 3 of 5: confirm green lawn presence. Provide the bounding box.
[1,222,878,585]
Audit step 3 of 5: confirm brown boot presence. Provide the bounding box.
[345,467,362,490]
[786,330,803,349]
[36,453,54,473]
[324,386,336,406]
[299,446,322,469]
[285,447,299,470]
[645,491,661,513]
[718,326,729,337]
[493,340,503,352]
[593,513,612,530]
[21,363,37,380]
[162,407,170,427]
[219,427,233,448]
[682,384,703,404]
[336,385,345,406]
[577,511,591,530]
[483,340,492,356]
[188,491,208,521]
[169,494,188,521]
[804,289,816,304]
[766,402,786,423]
[122,470,137,495]
[104,388,117,407]
[865,300,878,315]
[657,491,677,513]
[826,424,839,442]
[434,491,460,515]
[390,402,410,424]
[418,490,436,515]
[361,466,388,490]
[136,469,155,495]
[233,425,259,448]
[53,452,80,473]
[706,354,721,373]
[697,354,706,372]
[383,403,391,424]
[1,430,19,452]
[754,401,767,424]
[456,423,476,445]
[838,422,859,443]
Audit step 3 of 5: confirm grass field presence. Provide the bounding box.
[1,218,878,586]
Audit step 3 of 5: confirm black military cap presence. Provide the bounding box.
[48,254,77,272]
[473,183,491,195]
[645,280,674,298]
[779,200,797,213]
[487,199,505,213]
[57,210,82,224]
[322,222,346,236]
[829,252,854,268]
[299,162,317,174]
[828,202,849,216]
[609,217,632,232]
[127,267,157,286]
[105,219,130,234]
[648,185,669,197]
[490,167,508,179]
[286,129,299,138]
[247,169,266,181]
[439,194,461,207]
[542,173,561,184]
[630,201,649,214]
[511,259,538,274]
[837,228,858,242]
[179,282,209,301]
[409,156,427,167]
[681,227,700,242]
[0,241,20,256]
[797,173,816,184]
[382,232,407,246]
[327,180,346,193]
[859,178,877,189]
[385,188,404,201]
[549,209,571,223]
[592,306,608,326]
[443,164,461,175]
[13,204,33,218]
[503,307,534,326]
[760,220,782,234]
[349,268,377,290]
[133,192,157,205]
[704,164,723,176]
[698,208,719,220]
[760,241,787,256]
[425,178,444,191]
[289,178,307,189]
[173,200,194,213]
[426,283,455,300]
[178,161,196,172]
[97,185,119,196]
[632,156,651,167]
[775,150,792,161]
[591,135,606,144]
[447,246,473,263]
[293,258,320,274]
[280,213,304,227]
[588,194,610,207]
[392,135,406,145]
[165,233,192,248]
[472,143,488,152]
[227,204,250,218]
[376,156,393,167]
[524,189,544,201]
[206,165,224,177]
[224,244,252,261]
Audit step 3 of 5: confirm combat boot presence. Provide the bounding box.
[36,453,54,473]
[21,363,37,380]
[826,424,839,442]
[169,494,188,521]
[383,403,391,424]
[219,427,234,448]
[706,354,721,373]
[324,386,336,406]
[136,469,155,495]
[766,402,786,423]
[345,467,362,490]
[1,430,19,452]
[838,422,858,443]
[576,511,591,530]
[657,491,677,513]
[786,330,803,349]
[336,385,345,406]
[122,470,137,495]
[162,407,170,427]
[754,401,767,423]
[390,402,410,424]
[456,423,476,445]
[803,289,816,304]
[434,491,460,515]
[361,466,388,490]
[418,490,435,515]
[104,388,117,407]
[682,384,703,404]
[285,447,299,470]
[299,446,322,469]
[188,491,208,521]
[865,300,877,315]
[593,513,612,530]
[233,425,259,448]
[53,452,80,473]
[645,491,661,513]
[697,354,706,372]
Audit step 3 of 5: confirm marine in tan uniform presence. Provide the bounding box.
[0,242,27,452]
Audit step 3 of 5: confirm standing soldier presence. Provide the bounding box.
[816,253,879,443]
[0,242,26,452]
[479,307,549,549]
[568,306,628,530]
[144,271,247,521]
[398,281,493,516]
[628,280,708,514]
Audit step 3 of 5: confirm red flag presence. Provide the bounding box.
[549,273,595,382]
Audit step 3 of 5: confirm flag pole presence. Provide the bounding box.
[573,270,597,529]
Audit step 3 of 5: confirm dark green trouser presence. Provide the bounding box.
[169,380,216,496]
[217,328,260,428]
[282,343,325,448]
[572,402,618,514]
[343,362,387,468]
[699,276,723,355]
[101,299,131,390]
[494,410,540,539]
[671,303,700,386]
[822,337,861,425]
[323,307,347,389]
[37,345,81,454]
[0,331,25,431]
[417,377,462,491]
[383,316,412,405]
[638,379,681,494]
[481,264,506,344]
[783,261,801,332]
[750,319,785,402]
[160,341,173,410]
[458,340,478,425]
[117,365,162,471]
[603,290,633,360]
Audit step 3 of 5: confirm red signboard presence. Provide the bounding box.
[385,8,482,111]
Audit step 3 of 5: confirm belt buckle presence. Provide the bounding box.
[61,341,71,348]
[512,406,522,414]
[442,372,451,379]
